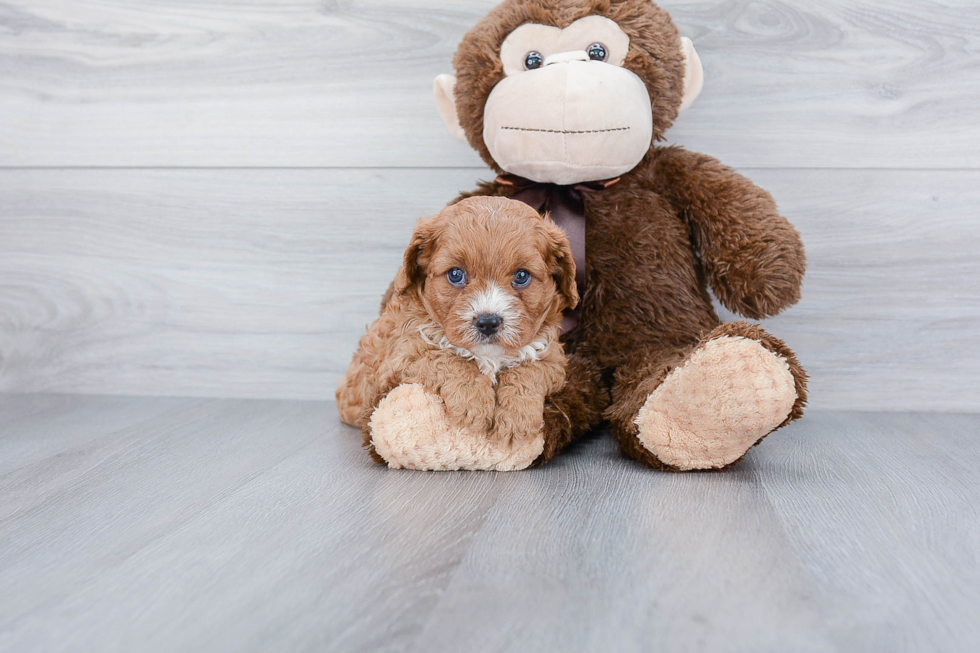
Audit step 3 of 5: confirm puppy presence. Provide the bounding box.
[336,196,578,471]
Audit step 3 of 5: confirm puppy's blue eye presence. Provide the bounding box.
[513,269,531,288]
[447,268,466,287]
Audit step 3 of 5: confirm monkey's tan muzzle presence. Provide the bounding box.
[483,60,654,185]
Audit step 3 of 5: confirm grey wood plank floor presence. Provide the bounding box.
[1,396,978,652]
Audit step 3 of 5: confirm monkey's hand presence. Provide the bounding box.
[652,147,806,320]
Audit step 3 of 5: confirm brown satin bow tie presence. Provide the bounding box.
[495,174,620,334]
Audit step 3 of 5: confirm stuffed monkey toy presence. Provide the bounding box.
[367,0,808,471]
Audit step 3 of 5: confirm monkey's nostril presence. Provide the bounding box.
[474,313,503,336]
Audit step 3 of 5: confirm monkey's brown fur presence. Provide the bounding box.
[451,0,809,469]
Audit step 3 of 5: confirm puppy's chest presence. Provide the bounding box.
[417,322,549,383]
[464,343,536,381]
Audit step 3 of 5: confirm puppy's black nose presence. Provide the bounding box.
[474,313,503,337]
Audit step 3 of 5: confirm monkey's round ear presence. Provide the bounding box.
[433,74,468,142]
[679,37,704,112]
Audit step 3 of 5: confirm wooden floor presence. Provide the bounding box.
[1,395,978,652]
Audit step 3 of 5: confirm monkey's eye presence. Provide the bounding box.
[513,269,532,288]
[524,51,544,70]
[447,268,467,287]
[587,42,608,62]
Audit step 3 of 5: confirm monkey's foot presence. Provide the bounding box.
[634,336,797,470]
[369,384,543,471]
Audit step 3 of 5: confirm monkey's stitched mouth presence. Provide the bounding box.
[500,126,631,134]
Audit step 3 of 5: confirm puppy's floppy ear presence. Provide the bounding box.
[396,216,439,298]
[540,217,579,312]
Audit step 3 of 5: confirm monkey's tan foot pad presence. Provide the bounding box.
[634,336,797,470]
[369,384,543,471]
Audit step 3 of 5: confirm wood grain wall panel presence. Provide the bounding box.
[0,0,977,169]
[1,167,977,410]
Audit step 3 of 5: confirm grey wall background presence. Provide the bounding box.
[0,0,977,411]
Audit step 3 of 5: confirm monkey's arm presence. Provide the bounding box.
[651,147,806,319]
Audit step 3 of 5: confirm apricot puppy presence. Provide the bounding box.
[337,196,578,471]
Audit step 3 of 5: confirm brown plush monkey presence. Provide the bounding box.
[358,0,807,472]
[430,0,810,472]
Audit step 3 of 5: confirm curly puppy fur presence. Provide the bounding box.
[337,196,578,470]
[450,0,809,470]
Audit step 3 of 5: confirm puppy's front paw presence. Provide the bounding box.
[439,382,495,433]
[491,402,545,444]
[369,384,543,472]
[441,395,492,433]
